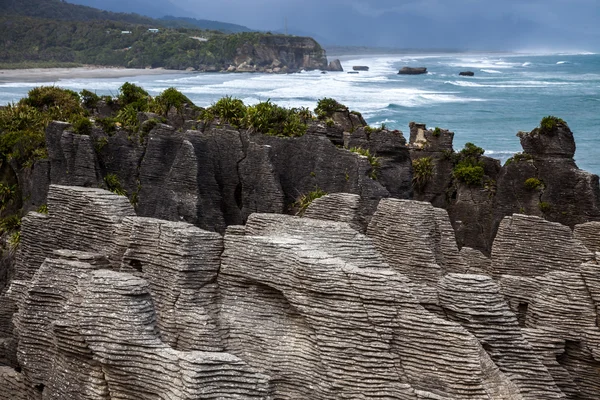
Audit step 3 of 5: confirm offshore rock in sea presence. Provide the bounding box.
[398,67,428,75]
[327,58,343,71]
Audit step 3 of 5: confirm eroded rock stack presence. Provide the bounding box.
[1,186,600,398]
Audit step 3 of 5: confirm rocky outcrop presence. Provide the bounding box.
[34,119,413,236]
[399,67,427,75]
[352,65,369,71]
[206,35,328,73]
[0,186,600,400]
[460,71,475,76]
[2,187,600,398]
[408,120,600,254]
[327,59,343,71]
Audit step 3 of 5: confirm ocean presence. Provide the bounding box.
[1,52,599,174]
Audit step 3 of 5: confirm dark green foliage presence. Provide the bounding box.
[210,96,247,126]
[524,178,544,190]
[295,188,327,216]
[151,87,193,116]
[433,127,442,137]
[315,98,347,119]
[70,116,93,135]
[540,115,566,133]
[0,86,86,166]
[459,142,485,159]
[116,105,140,132]
[453,142,486,186]
[244,100,307,137]
[504,152,533,166]
[348,147,380,179]
[412,157,433,190]
[325,118,335,128]
[80,89,100,109]
[103,173,127,196]
[96,117,119,135]
[118,82,149,108]
[453,162,485,186]
[37,204,48,214]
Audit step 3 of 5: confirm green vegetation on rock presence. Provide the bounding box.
[453,142,485,186]
[295,188,327,216]
[348,147,380,179]
[104,174,127,196]
[412,157,434,190]
[315,98,347,119]
[539,116,566,133]
[524,177,544,190]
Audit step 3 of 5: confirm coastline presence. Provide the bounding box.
[0,67,191,83]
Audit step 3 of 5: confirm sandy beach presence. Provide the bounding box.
[0,67,191,83]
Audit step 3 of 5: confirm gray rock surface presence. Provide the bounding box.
[2,185,600,399]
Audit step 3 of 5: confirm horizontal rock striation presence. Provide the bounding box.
[1,181,600,397]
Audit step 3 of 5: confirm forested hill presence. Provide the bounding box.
[0,0,327,72]
[0,0,156,24]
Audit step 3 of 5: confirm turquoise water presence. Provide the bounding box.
[1,52,599,173]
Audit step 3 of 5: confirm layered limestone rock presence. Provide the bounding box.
[367,198,468,303]
[490,213,600,399]
[37,120,412,236]
[2,185,600,398]
[219,213,522,399]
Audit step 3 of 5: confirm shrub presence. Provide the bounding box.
[314,98,346,119]
[505,152,533,166]
[104,173,127,196]
[453,161,485,186]
[524,177,544,190]
[37,204,49,214]
[452,142,486,186]
[325,118,335,128]
[244,100,306,137]
[459,142,484,159]
[116,105,140,131]
[540,115,565,133]
[21,86,80,115]
[118,82,149,107]
[151,87,194,116]
[139,117,166,143]
[210,96,247,126]
[433,127,442,136]
[80,89,100,109]
[295,188,327,216]
[70,116,93,135]
[349,147,380,179]
[412,157,434,190]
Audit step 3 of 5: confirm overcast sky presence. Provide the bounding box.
[71,0,600,51]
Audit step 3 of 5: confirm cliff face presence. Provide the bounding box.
[218,35,328,73]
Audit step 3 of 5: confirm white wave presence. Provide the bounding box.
[445,80,576,88]
[480,69,502,74]
[557,61,568,64]
[522,62,532,67]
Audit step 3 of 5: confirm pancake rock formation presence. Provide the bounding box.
[1,185,600,398]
